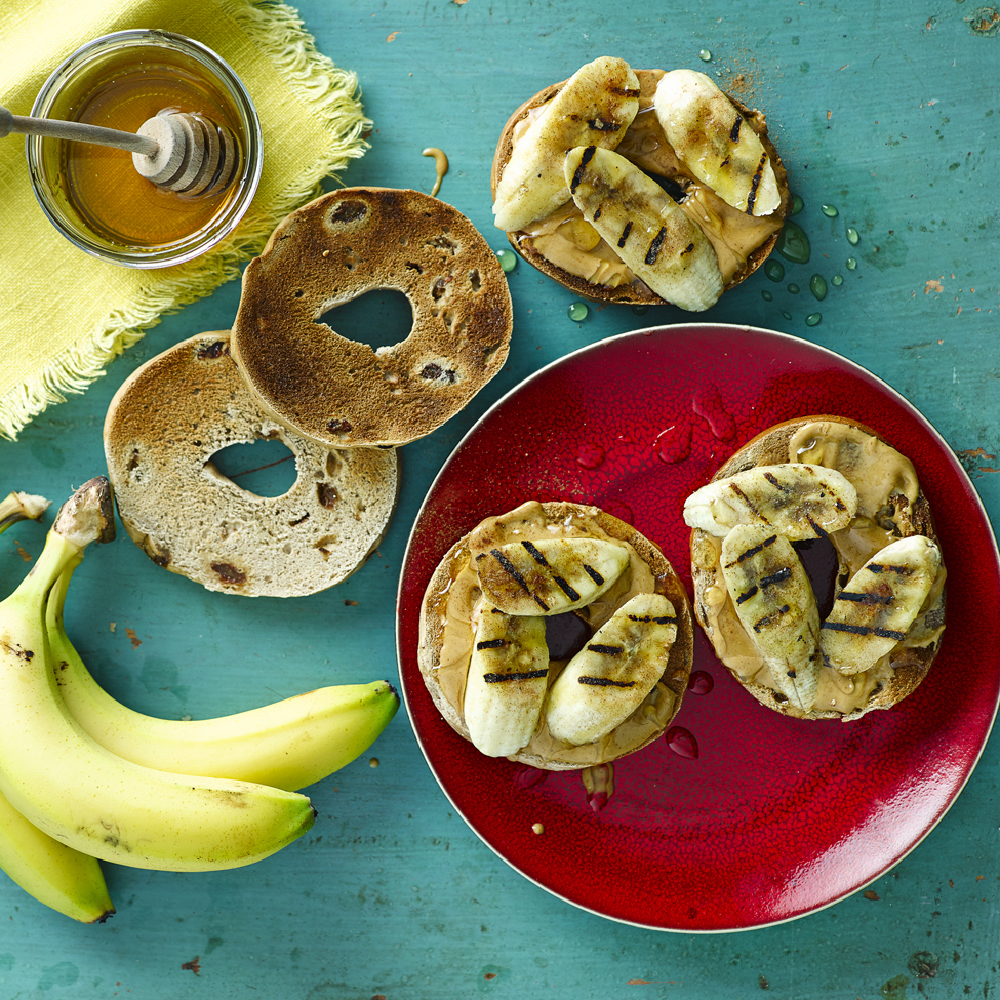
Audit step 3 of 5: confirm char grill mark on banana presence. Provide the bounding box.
[821,535,942,675]
[545,593,677,746]
[482,547,551,611]
[734,563,792,606]
[520,539,598,602]
[464,608,549,757]
[652,69,781,217]
[564,145,723,312]
[578,608,680,685]
[493,56,640,232]
[474,536,630,616]
[644,227,670,266]
[746,152,769,215]
[728,531,779,568]
[482,669,549,682]
[721,524,820,711]
[578,674,632,686]
[683,464,857,539]
[585,643,629,661]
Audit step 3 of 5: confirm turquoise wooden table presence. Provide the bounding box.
[1,1,998,997]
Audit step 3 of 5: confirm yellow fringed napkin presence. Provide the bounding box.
[0,0,368,439]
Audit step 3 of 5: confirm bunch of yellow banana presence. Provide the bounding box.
[0,479,399,922]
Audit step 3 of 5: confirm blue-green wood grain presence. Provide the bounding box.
[0,1,997,997]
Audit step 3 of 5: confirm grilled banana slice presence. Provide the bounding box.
[474,536,630,616]
[564,145,723,311]
[683,464,857,539]
[821,535,942,675]
[493,56,640,232]
[464,607,550,757]
[720,524,820,712]
[546,593,678,745]
[653,70,781,217]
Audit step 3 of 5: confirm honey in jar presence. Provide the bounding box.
[27,31,261,268]
[62,58,244,248]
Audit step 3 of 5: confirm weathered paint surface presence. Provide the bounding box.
[0,1,997,997]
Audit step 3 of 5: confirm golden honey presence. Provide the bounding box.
[61,57,244,248]
[28,31,261,268]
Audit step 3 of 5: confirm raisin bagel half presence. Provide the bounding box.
[687,416,946,721]
[105,331,398,597]
[231,188,514,449]
[417,501,694,769]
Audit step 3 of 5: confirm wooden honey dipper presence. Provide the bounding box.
[0,106,240,197]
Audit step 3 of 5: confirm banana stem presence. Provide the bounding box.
[45,558,82,637]
[16,532,82,609]
[0,491,50,534]
[15,478,111,608]
[51,477,115,548]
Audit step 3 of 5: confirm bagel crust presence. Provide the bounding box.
[230,188,514,449]
[104,331,398,598]
[491,67,790,306]
[688,416,946,721]
[417,501,694,769]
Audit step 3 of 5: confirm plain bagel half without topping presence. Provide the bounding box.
[104,332,398,598]
[230,188,514,449]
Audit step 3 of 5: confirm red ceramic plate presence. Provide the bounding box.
[395,324,1000,931]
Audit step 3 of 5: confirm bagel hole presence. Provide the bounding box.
[791,536,840,619]
[315,288,413,354]
[209,437,297,498]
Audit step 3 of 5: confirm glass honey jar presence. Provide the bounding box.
[26,30,262,268]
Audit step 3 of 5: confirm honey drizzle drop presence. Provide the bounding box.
[422,147,449,198]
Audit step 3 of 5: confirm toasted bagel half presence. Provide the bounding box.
[231,188,514,449]
[417,501,694,769]
[105,331,398,597]
[491,65,790,308]
[687,416,946,721]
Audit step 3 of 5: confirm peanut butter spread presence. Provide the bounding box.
[789,421,921,520]
[420,502,684,764]
[508,70,785,290]
[693,422,946,717]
